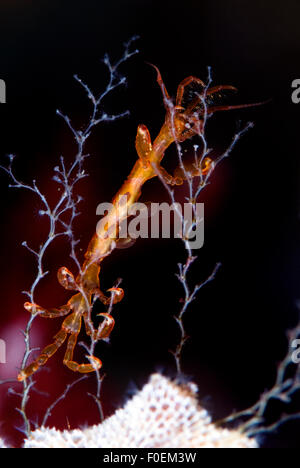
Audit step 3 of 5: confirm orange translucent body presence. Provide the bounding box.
[18,68,256,381]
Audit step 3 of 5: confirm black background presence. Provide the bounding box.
[0,0,299,448]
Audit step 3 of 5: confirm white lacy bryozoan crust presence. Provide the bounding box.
[20,374,257,448]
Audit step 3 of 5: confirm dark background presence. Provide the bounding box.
[0,0,299,448]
